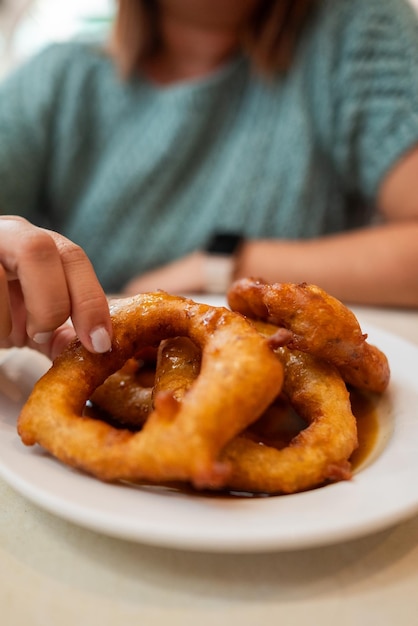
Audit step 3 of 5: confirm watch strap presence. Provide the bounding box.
[203,233,243,294]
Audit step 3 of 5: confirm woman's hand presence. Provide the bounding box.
[0,216,112,360]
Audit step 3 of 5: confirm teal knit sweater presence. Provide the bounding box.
[1,0,418,292]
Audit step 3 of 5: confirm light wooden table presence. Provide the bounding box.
[1,304,418,626]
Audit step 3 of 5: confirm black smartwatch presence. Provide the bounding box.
[203,232,243,294]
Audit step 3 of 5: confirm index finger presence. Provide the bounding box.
[43,231,113,354]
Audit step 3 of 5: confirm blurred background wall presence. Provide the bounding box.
[0,0,114,78]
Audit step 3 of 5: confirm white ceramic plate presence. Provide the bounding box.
[0,317,417,553]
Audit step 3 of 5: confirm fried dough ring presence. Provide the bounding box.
[90,358,154,428]
[227,278,390,393]
[222,348,358,494]
[154,337,201,403]
[153,334,358,494]
[91,338,201,428]
[18,292,283,489]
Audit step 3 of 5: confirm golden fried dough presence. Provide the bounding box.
[150,333,359,494]
[90,358,154,428]
[228,278,390,393]
[18,292,283,489]
[222,348,358,494]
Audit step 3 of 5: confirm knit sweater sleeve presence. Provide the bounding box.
[0,44,72,221]
[308,0,418,201]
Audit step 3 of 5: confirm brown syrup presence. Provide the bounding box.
[199,389,379,498]
[348,388,379,470]
[235,389,379,472]
[85,388,379,499]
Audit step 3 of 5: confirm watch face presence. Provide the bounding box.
[206,233,243,255]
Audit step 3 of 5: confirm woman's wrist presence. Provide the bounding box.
[234,239,273,282]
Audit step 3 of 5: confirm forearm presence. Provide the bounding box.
[235,221,418,308]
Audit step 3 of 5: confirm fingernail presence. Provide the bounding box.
[90,326,112,353]
[33,331,53,344]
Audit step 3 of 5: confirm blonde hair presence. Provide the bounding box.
[111,0,319,79]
